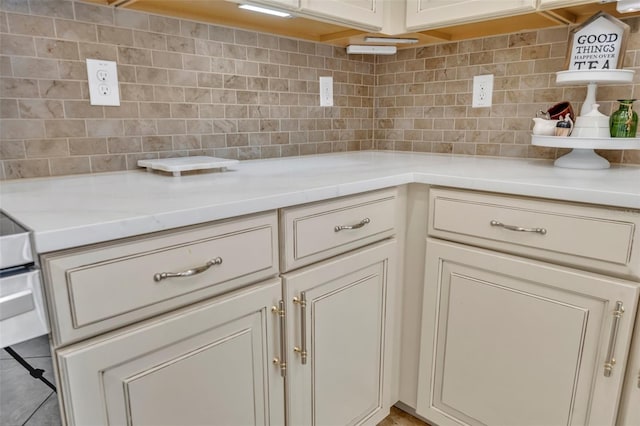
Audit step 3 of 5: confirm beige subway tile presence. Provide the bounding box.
[500,144,528,157]
[139,102,170,118]
[25,138,68,157]
[1,0,30,13]
[12,57,59,78]
[167,35,195,54]
[152,86,182,103]
[521,45,550,60]
[168,69,197,86]
[186,119,212,134]
[198,72,223,88]
[1,119,44,139]
[18,99,63,118]
[483,35,508,51]
[115,64,135,82]
[125,152,157,169]
[505,89,533,104]
[223,44,246,60]
[39,79,82,98]
[506,61,534,76]
[2,78,38,97]
[74,2,113,25]
[54,19,96,42]
[78,41,117,61]
[97,25,133,46]
[58,60,87,79]
[537,26,568,44]
[494,47,521,64]
[107,136,141,153]
[0,140,24,159]
[488,130,515,144]
[549,42,568,58]
[90,154,126,172]
[181,21,208,40]
[149,15,180,35]
[142,135,172,151]
[503,117,530,131]
[44,119,85,138]
[0,99,18,118]
[533,57,564,73]
[0,55,10,77]
[64,100,104,118]
[133,30,166,50]
[469,51,494,65]
[152,50,182,69]
[124,119,157,135]
[4,158,50,178]
[199,104,224,118]
[114,9,148,30]
[120,83,154,101]
[86,119,124,137]
[35,38,79,59]
[8,13,54,36]
[117,46,152,66]
[49,155,90,176]
[195,39,222,57]
[157,119,185,135]
[171,103,198,118]
[69,138,107,155]
[183,54,209,71]
[527,145,556,159]
[184,88,211,103]
[509,32,537,48]
[532,88,563,103]
[201,134,225,148]
[136,67,168,84]
[476,143,501,156]
[173,134,200,150]
[0,34,36,56]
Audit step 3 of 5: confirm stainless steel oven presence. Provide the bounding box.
[0,210,48,348]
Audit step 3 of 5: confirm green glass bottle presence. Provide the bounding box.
[610,99,638,138]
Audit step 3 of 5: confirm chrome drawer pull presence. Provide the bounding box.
[490,220,547,235]
[335,218,371,232]
[604,301,624,377]
[153,257,223,282]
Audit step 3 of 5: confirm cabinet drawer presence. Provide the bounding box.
[281,189,398,271]
[428,188,640,280]
[42,212,278,346]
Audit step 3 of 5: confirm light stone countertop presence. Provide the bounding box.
[1,151,639,254]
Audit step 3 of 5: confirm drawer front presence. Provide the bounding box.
[281,189,398,271]
[43,212,278,346]
[428,188,640,280]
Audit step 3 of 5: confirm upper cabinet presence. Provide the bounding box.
[405,0,537,31]
[538,0,599,9]
[244,0,300,10]
[300,0,384,31]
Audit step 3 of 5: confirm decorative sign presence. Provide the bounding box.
[565,12,629,71]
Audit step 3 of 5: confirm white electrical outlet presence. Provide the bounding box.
[86,59,120,106]
[472,74,493,108]
[319,76,333,107]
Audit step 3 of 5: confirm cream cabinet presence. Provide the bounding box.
[417,239,638,426]
[618,305,640,426]
[405,0,536,31]
[56,279,285,426]
[414,188,640,426]
[538,0,599,9]
[283,241,397,426]
[300,0,384,31]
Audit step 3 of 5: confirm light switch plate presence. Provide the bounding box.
[319,76,333,107]
[86,59,120,106]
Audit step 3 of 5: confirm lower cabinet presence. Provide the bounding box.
[55,279,285,426]
[416,239,639,426]
[618,305,640,425]
[283,240,397,426]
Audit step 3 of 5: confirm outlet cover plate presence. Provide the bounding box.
[319,76,333,107]
[87,59,120,106]
[472,74,493,108]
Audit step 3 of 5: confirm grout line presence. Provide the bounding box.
[20,391,54,426]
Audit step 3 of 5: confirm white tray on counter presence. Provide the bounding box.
[138,156,239,176]
[532,135,640,169]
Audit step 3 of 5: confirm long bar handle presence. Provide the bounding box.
[293,293,308,365]
[154,257,222,282]
[604,301,625,377]
[490,220,547,235]
[335,218,370,232]
[271,301,286,377]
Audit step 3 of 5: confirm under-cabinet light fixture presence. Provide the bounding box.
[238,4,292,18]
[617,0,640,12]
[347,45,397,55]
[364,36,419,44]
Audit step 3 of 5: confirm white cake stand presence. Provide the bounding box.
[533,69,637,169]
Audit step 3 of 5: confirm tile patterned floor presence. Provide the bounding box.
[0,336,61,426]
[1,336,428,426]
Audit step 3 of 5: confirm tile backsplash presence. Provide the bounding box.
[1,0,639,179]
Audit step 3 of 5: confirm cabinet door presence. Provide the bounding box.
[538,0,597,8]
[300,0,384,31]
[406,0,536,31]
[617,306,640,426]
[56,280,284,426]
[283,241,397,426]
[417,239,638,426]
